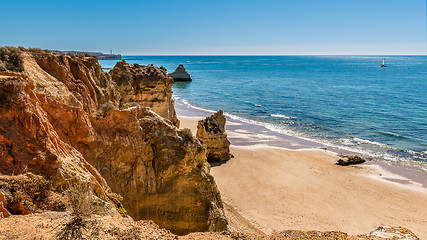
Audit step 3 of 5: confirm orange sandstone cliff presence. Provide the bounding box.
[110,61,179,127]
[197,110,232,162]
[0,47,226,234]
[0,48,419,240]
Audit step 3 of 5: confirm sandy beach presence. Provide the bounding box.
[179,114,427,239]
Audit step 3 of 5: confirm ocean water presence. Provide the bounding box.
[99,56,427,170]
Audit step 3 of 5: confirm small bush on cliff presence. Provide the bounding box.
[0,173,49,215]
[0,46,24,72]
[66,182,97,218]
[110,194,127,217]
[55,181,95,240]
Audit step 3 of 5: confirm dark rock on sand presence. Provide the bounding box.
[336,155,366,166]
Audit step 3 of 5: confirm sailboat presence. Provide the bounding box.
[381,58,387,67]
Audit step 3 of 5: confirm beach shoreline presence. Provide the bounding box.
[175,99,427,189]
[176,103,427,238]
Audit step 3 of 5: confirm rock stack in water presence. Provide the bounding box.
[168,64,192,81]
[197,110,232,162]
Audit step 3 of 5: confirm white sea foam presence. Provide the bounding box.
[178,99,275,131]
[180,99,216,113]
[271,114,295,119]
[348,137,389,148]
[177,98,427,171]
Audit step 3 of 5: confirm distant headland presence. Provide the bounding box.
[53,50,122,60]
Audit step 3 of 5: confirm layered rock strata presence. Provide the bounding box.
[110,60,179,127]
[83,107,226,234]
[0,71,119,218]
[0,47,226,234]
[196,110,232,162]
[169,64,192,82]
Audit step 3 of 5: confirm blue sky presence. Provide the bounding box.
[2,0,426,55]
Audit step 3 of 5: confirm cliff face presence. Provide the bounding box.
[110,61,179,127]
[85,107,226,234]
[26,51,119,114]
[0,72,119,217]
[196,110,232,162]
[0,48,226,234]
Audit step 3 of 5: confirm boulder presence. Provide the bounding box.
[169,64,192,82]
[367,226,419,240]
[336,155,366,166]
[272,226,420,239]
[196,110,232,162]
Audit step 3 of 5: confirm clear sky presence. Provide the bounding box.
[2,0,426,55]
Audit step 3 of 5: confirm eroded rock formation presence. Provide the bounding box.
[0,47,421,240]
[78,107,227,234]
[196,110,232,162]
[0,47,226,234]
[110,60,179,127]
[0,72,120,218]
[169,64,192,82]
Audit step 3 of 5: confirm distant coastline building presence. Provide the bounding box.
[54,50,122,60]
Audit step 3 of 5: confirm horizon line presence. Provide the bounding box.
[121,54,427,56]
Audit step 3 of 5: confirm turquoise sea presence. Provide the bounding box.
[100,56,427,171]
